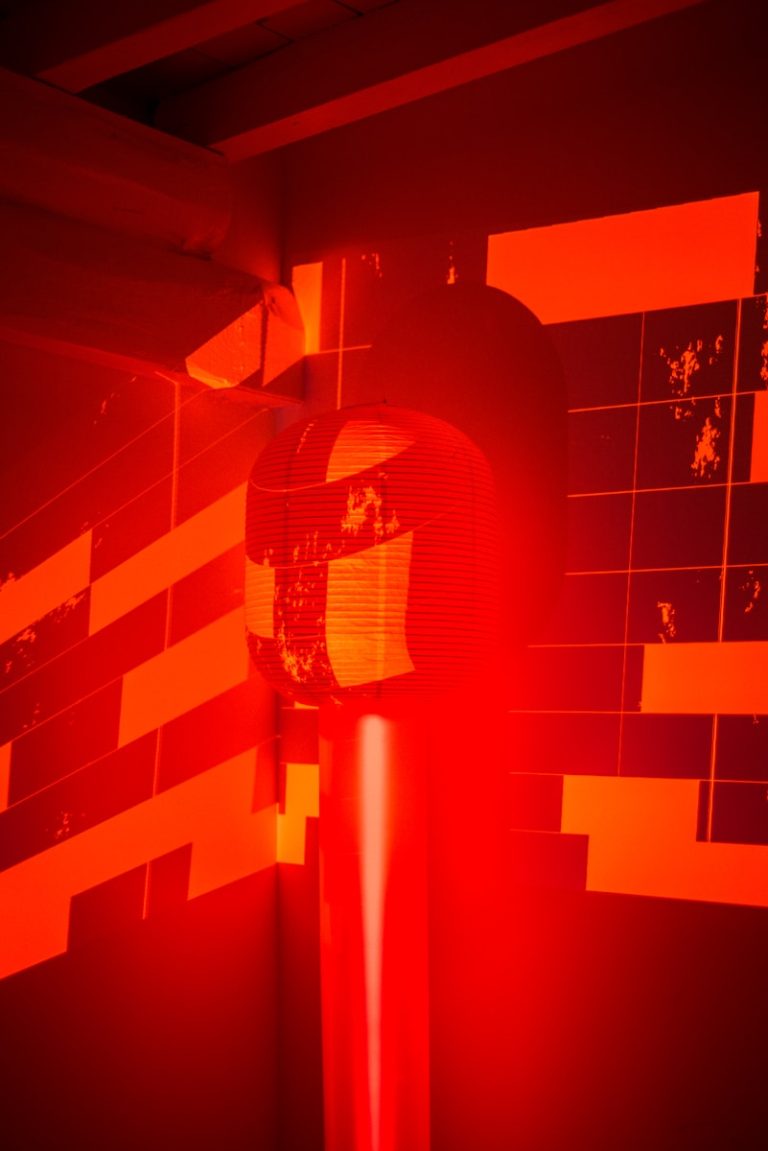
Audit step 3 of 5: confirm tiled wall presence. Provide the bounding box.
[0,348,277,980]
[1,194,767,988]
[288,194,768,907]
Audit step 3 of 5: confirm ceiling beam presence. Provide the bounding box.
[155,0,707,161]
[0,0,299,93]
[0,200,303,404]
[0,67,231,254]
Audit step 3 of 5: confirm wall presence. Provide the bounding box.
[0,344,284,1147]
[1,1,767,1148]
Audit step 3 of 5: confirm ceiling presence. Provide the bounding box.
[0,0,711,161]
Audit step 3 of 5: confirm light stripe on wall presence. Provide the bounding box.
[0,749,276,981]
[291,262,323,355]
[487,192,759,324]
[0,532,91,646]
[118,607,250,746]
[751,392,768,483]
[277,761,320,865]
[640,641,768,715]
[90,484,246,634]
[562,775,768,907]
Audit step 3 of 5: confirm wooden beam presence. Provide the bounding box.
[0,200,303,404]
[0,0,299,93]
[0,68,231,255]
[155,0,707,160]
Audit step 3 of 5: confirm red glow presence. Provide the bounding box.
[318,707,430,1151]
[360,714,387,1151]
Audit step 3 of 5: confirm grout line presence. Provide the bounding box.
[0,387,204,545]
[616,313,645,775]
[706,297,744,841]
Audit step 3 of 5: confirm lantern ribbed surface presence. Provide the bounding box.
[245,404,499,703]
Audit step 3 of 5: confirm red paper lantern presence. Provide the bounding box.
[245,403,500,704]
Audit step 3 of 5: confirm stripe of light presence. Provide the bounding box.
[360,714,389,1151]
[641,641,768,714]
[0,749,276,982]
[0,532,91,646]
[487,192,758,324]
[118,607,250,747]
[562,774,768,906]
[89,483,246,634]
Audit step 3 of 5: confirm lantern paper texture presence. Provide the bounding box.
[245,404,500,703]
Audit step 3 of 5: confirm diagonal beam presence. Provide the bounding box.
[0,0,299,93]
[0,200,303,404]
[154,0,707,161]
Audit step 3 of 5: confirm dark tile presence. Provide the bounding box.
[727,483,768,565]
[736,294,768,391]
[565,493,632,572]
[146,845,193,918]
[515,646,626,712]
[319,254,343,352]
[0,589,89,691]
[67,864,147,950]
[280,705,320,764]
[627,568,721,643]
[158,678,276,792]
[567,406,636,494]
[169,544,245,647]
[710,781,768,846]
[641,300,737,403]
[715,716,768,782]
[0,593,167,747]
[620,714,713,779]
[631,487,726,569]
[505,711,621,775]
[0,345,172,540]
[636,396,731,489]
[0,733,156,872]
[176,395,275,525]
[536,572,629,644]
[507,829,588,891]
[723,565,768,640]
[9,680,122,804]
[621,645,645,712]
[8,397,173,579]
[254,738,279,811]
[731,393,756,483]
[696,779,711,840]
[546,312,642,410]
[90,474,173,580]
[340,233,489,350]
[506,773,563,831]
